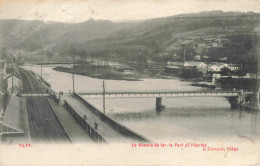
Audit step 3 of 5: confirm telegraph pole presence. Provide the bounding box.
[72,56,75,93]
[41,65,42,80]
[12,55,14,93]
[103,80,106,115]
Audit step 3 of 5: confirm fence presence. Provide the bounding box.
[63,101,105,143]
[73,92,149,142]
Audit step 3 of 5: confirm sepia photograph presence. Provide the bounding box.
[0,0,259,165]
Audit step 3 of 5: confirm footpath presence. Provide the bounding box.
[48,98,93,143]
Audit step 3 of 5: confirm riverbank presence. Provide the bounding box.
[53,64,142,81]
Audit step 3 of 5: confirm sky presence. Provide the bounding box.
[0,0,260,22]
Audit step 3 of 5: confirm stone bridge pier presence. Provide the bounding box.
[156,97,165,112]
[228,90,245,109]
[228,96,241,109]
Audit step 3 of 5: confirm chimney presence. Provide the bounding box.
[182,45,186,62]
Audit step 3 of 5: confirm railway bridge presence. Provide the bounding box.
[79,90,254,111]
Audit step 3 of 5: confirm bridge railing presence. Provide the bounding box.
[21,93,49,97]
[63,100,105,143]
[73,92,150,142]
[78,90,243,98]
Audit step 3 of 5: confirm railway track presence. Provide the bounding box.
[19,68,70,143]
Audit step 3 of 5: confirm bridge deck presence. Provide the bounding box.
[79,91,242,98]
[21,94,49,97]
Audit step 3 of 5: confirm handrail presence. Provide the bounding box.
[79,91,247,95]
[73,92,150,142]
[78,91,246,98]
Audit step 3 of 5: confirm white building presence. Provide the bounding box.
[219,57,228,61]
[184,61,207,69]
[208,63,229,72]
[209,65,221,72]
[228,64,241,71]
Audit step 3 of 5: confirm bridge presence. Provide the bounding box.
[21,93,49,97]
[79,90,253,111]
[79,91,246,98]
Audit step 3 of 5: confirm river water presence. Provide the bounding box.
[22,64,260,143]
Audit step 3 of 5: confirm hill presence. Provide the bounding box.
[1,10,259,69]
[0,19,138,51]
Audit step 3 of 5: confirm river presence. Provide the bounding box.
[22,64,260,143]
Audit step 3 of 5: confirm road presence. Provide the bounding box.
[19,68,70,143]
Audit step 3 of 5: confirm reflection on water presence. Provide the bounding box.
[87,97,260,142]
[22,64,260,142]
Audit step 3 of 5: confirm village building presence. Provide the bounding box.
[194,55,201,61]
[165,61,184,74]
[165,61,208,75]
[184,61,208,75]
[184,61,207,69]
[219,57,228,61]
[208,63,229,72]
[228,64,241,71]
[245,73,259,79]
[211,73,222,84]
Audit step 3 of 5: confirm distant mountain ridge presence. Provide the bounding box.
[0,10,259,52]
[0,19,138,50]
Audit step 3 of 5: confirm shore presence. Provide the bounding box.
[53,65,142,81]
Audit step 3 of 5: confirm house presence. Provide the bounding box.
[184,61,207,69]
[246,73,258,79]
[219,57,228,61]
[184,61,208,75]
[194,55,201,61]
[228,64,241,71]
[208,63,229,72]
[211,73,222,84]
[165,61,184,74]
[212,42,219,47]
[167,61,207,69]
[209,65,221,72]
